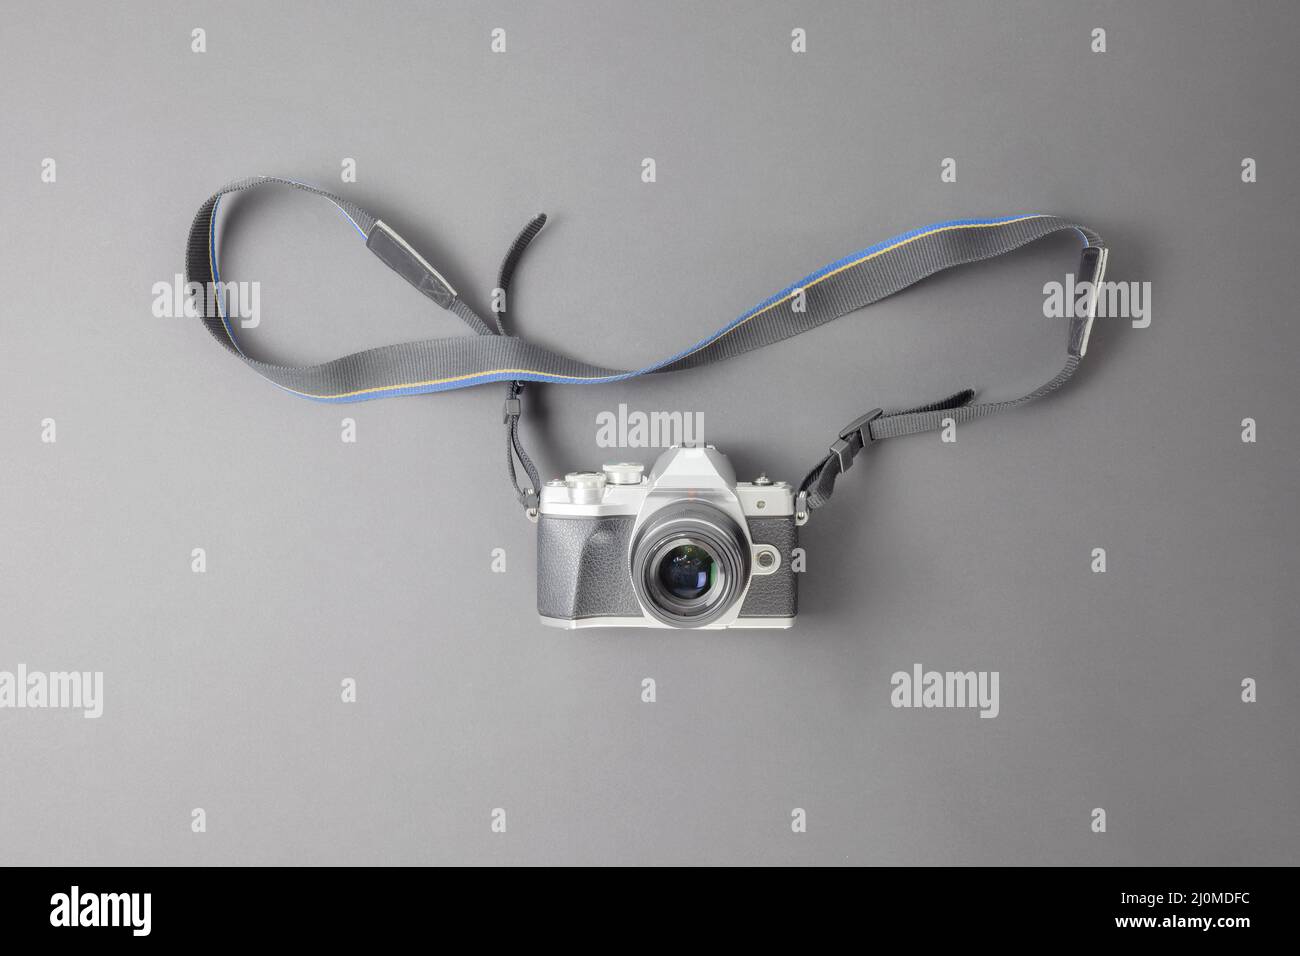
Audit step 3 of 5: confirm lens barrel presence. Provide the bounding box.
[630,502,750,627]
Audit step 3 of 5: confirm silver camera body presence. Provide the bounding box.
[536,445,798,629]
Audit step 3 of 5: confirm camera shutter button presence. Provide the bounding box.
[601,462,645,485]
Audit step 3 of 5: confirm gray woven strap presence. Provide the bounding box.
[187,177,1107,517]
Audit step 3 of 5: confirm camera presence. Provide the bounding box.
[536,445,798,628]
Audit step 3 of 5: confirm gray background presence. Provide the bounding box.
[1,0,1296,865]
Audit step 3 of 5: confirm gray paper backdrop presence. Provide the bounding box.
[1,1,1296,866]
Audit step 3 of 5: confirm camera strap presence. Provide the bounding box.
[187,176,1107,522]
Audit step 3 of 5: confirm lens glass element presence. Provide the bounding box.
[656,544,717,602]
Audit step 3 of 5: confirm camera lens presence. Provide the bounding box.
[630,502,751,628]
[657,544,717,602]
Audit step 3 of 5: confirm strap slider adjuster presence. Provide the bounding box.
[831,408,884,472]
[503,397,522,423]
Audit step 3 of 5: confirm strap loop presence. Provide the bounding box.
[494,213,549,513]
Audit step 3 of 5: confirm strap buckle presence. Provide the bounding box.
[830,409,884,472]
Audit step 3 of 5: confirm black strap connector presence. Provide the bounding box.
[830,408,884,472]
